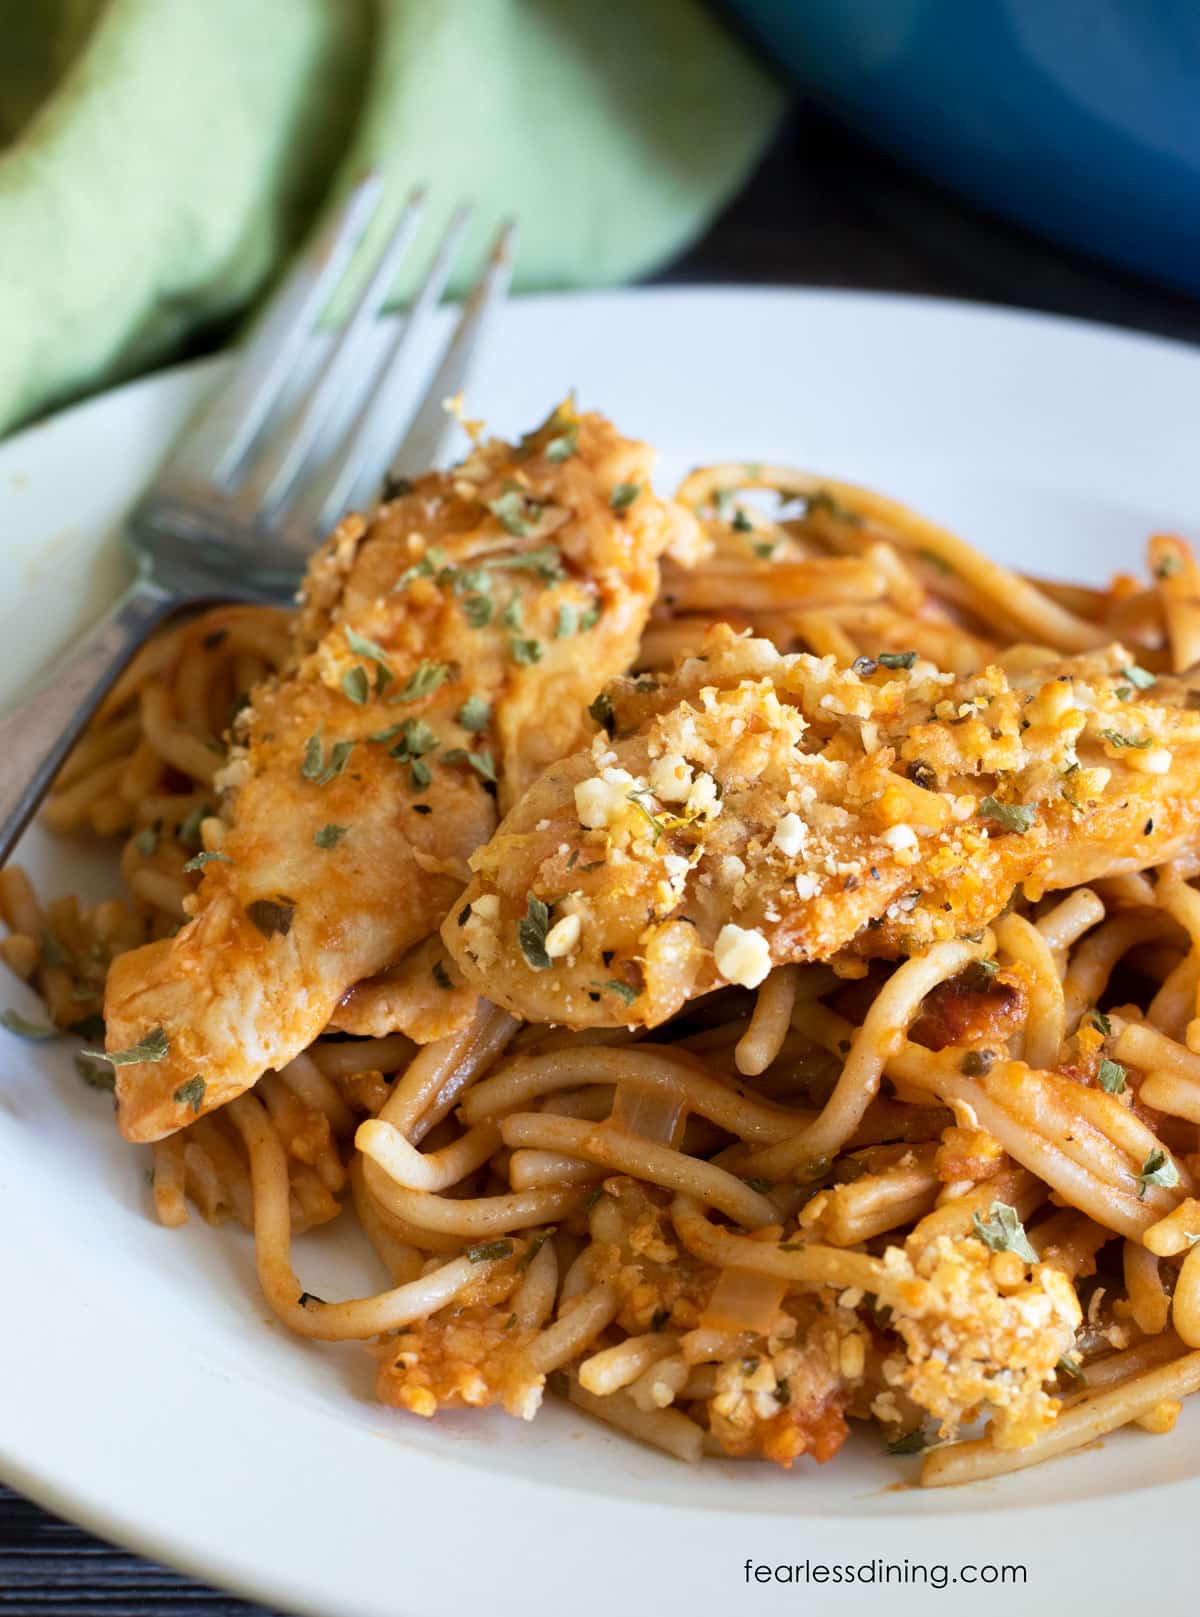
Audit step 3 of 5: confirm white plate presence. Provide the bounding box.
[2,289,1198,1617]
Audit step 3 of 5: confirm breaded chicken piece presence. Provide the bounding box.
[106,406,699,1141]
[444,624,1200,1028]
[329,935,477,1042]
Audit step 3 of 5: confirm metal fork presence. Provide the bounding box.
[0,179,515,866]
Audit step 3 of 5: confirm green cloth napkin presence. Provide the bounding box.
[0,0,783,436]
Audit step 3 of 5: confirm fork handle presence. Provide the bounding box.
[0,577,177,867]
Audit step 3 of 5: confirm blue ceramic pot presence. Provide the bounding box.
[727,0,1200,294]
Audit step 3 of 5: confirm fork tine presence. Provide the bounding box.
[296,204,474,532]
[164,174,383,490]
[240,187,427,522]
[383,219,517,483]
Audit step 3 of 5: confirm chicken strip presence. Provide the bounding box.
[445,624,1200,1028]
[106,405,700,1140]
[329,935,477,1043]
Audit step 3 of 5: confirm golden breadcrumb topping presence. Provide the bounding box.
[879,1233,1082,1449]
[446,622,1200,1029]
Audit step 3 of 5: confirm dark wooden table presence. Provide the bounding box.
[4,105,1199,1617]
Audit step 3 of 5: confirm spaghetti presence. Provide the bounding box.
[5,444,1200,1489]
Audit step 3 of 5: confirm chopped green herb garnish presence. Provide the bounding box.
[731,508,753,534]
[393,552,436,591]
[887,1431,927,1456]
[314,824,348,849]
[517,1228,555,1271]
[916,547,953,575]
[1097,1057,1127,1094]
[878,650,918,670]
[555,604,577,638]
[609,482,640,512]
[510,635,543,665]
[961,1048,995,1077]
[1156,554,1183,579]
[74,1052,115,1091]
[544,426,578,463]
[387,718,440,759]
[457,695,491,733]
[1099,728,1152,749]
[588,691,615,735]
[466,1238,515,1263]
[978,796,1037,835]
[182,851,232,873]
[742,1176,774,1194]
[502,594,523,631]
[461,593,493,628]
[1136,1148,1179,1199]
[518,893,552,970]
[752,540,778,559]
[178,803,210,848]
[409,759,432,792]
[173,1076,206,1115]
[341,666,370,705]
[1057,1355,1086,1383]
[805,489,862,525]
[82,1026,169,1066]
[345,627,394,694]
[598,979,638,1006]
[443,747,496,783]
[487,544,564,583]
[246,898,295,938]
[489,489,541,537]
[393,661,449,704]
[578,604,601,632]
[301,730,354,785]
[971,1201,1038,1262]
[452,564,488,595]
[1,1009,59,1040]
[1082,1009,1112,1036]
[133,825,159,857]
[626,789,665,844]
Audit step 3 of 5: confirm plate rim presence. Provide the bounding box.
[10,277,1200,463]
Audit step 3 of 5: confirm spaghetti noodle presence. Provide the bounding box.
[5,437,1200,1488]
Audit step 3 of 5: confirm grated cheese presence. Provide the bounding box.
[713,923,771,988]
[648,752,694,802]
[544,913,582,959]
[772,812,807,857]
